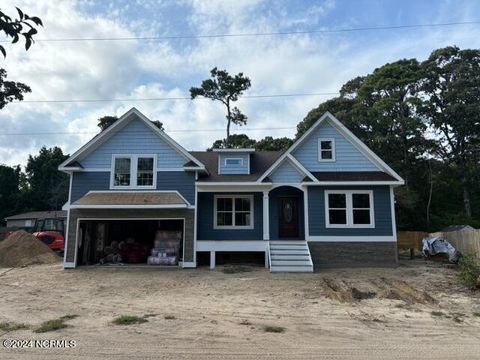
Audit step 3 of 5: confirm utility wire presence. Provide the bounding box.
[0,127,297,136]
[12,92,339,104]
[1,20,478,43]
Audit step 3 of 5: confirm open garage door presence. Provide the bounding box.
[76,219,184,266]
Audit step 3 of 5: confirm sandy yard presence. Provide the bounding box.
[0,260,479,359]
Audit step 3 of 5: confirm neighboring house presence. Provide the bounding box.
[59,107,404,272]
[5,211,67,229]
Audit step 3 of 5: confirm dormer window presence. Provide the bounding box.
[111,154,157,189]
[225,158,243,166]
[318,138,335,161]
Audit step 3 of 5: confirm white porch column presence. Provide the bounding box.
[210,251,216,269]
[263,191,270,240]
[302,186,309,240]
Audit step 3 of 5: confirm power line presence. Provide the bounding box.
[13,92,339,104]
[1,20,478,43]
[0,127,297,136]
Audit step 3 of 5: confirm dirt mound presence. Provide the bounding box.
[381,279,437,305]
[0,230,61,268]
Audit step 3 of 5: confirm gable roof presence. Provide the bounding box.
[257,112,404,184]
[5,210,67,221]
[191,151,283,182]
[59,107,205,171]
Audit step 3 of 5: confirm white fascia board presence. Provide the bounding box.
[302,180,403,186]
[58,107,205,171]
[212,148,255,153]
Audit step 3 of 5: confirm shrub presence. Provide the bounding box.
[112,315,148,325]
[0,322,29,331]
[34,319,68,333]
[458,254,480,289]
[263,325,285,333]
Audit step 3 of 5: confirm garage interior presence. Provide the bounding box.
[76,219,184,266]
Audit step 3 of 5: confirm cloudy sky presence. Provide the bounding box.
[1,0,479,166]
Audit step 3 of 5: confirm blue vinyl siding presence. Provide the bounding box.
[292,120,378,172]
[308,186,392,236]
[197,192,263,240]
[80,119,187,169]
[270,160,305,183]
[218,153,250,175]
[70,171,196,204]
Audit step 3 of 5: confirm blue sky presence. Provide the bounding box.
[1,0,479,166]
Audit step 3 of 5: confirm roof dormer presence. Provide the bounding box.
[213,148,255,175]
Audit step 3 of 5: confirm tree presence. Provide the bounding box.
[255,136,293,151]
[97,116,118,131]
[209,134,256,150]
[0,7,43,57]
[0,164,21,223]
[0,68,31,109]
[98,116,164,131]
[419,46,480,217]
[24,147,69,211]
[190,67,251,147]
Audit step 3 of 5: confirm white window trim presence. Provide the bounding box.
[224,157,244,166]
[213,194,254,230]
[324,190,375,228]
[110,154,157,190]
[318,138,336,162]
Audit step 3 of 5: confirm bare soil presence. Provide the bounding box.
[0,260,479,359]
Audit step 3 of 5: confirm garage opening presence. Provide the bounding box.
[76,219,184,266]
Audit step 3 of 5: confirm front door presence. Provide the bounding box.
[278,196,299,238]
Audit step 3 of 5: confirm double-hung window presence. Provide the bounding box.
[111,155,156,189]
[325,190,374,228]
[214,195,254,229]
[318,138,335,161]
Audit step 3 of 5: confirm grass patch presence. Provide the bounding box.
[112,315,148,326]
[222,265,252,274]
[262,325,285,333]
[34,319,68,333]
[458,254,480,288]
[431,311,446,317]
[164,315,176,320]
[59,314,78,321]
[0,322,29,332]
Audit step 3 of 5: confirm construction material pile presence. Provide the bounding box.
[0,230,61,268]
[147,230,182,265]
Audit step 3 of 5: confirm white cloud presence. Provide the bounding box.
[0,0,479,167]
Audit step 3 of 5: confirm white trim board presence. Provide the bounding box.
[307,236,396,242]
[196,240,268,252]
[256,112,404,184]
[59,107,205,171]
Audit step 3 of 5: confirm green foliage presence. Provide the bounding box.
[209,134,292,151]
[458,254,480,289]
[263,325,285,333]
[34,317,72,333]
[0,322,29,331]
[297,47,480,230]
[0,7,42,57]
[23,147,69,211]
[97,116,118,131]
[0,164,22,223]
[112,315,148,325]
[191,68,251,147]
[0,68,31,109]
